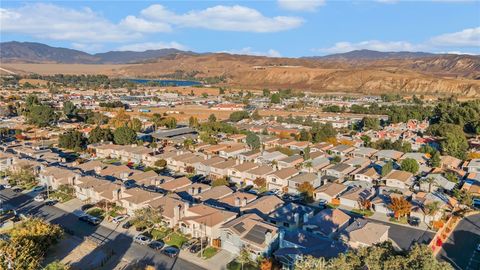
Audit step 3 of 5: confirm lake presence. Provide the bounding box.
[129,79,201,86]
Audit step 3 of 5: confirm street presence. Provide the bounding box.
[437,214,480,270]
[0,188,203,270]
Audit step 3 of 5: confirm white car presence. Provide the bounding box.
[34,194,46,202]
[112,215,129,224]
[4,183,11,189]
[134,234,152,245]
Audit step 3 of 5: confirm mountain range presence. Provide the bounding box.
[1,41,479,97]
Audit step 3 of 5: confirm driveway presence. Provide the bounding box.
[0,188,203,270]
[437,214,480,270]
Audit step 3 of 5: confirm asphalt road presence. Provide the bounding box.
[0,188,203,270]
[437,214,480,270]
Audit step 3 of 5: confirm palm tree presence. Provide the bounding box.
[388,196,412,220]
[421,176,437,193]
[424,201,441,226]
[304,161,313,172]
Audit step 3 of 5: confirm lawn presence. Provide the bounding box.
[49,191,74,203]
[389,216,408,224]
[226,261,258,270]
[151,227,172,240]
[87,208,106,219]
[199,246,218,259]
[107,206,126,218]
[351,209,374,217]
[163,232,188,248]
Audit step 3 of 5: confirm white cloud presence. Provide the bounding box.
[120,15,172,33]
[117,42,188,52]
[277,0,325,11]
[315,26,480,54]
[0,4,138,43]
[316,40,423,54]
[222,47,282,57]
[138,4,303,32]
[430,27,480,47]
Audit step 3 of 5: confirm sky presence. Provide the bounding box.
[1,0,479,57]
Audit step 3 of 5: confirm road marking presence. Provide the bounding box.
[466,250,479,270]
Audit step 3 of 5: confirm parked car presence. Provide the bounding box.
[34,194,46,202]
[0,185,4,190]
[148,240,165,250]
[32,185,45,192]
[318,199,328,209]
[408,216,421,226]
[162,246,180,258]
[181,238,199,250]
[12,187,23,193]
[134,234,152,245]
[81,204,95,211]
[45,199,58,206]
[4,183,11,189]
[122,221,133,229]
[78,215,101,226]
[112,215,129,224]
[189,241,208,254]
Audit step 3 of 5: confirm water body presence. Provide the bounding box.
[129,78,201,86]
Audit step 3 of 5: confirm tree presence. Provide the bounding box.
[303,147,311,160]
[0,218,63,270]
[114,126,137,145]
[381,161,394,177]
[262,88,270,97]
[360,117,380,131]
[109,108,131,128]
[441,130,468,160]
[246,133,261,150]
[27,105,57,127]
[62,101,78,119]
[297,182,315,203]
[212,176,229,187]
[229,111,250,122]
[453,188,473,207]
[421,176,436,193]
[160,117,177,129]
[431,151,441,168]
[151,113,163,130]
[294,256,327,270]
[88,126,113,144]
[154,159,167,168]
[6,164,37,188]
[129,118,143,132]
[260,258,272,270]
[58,130,87,151]
[236,247,253,270]
[270,93,281,104]
[424,201,441,224]
[388,197,412,219]
[131,207,163,229]
[401,158,419,174]
[189,116,199,128]
[253,177,266,190]
[208,114,217,123]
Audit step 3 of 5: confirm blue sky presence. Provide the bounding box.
[1,0,479,57]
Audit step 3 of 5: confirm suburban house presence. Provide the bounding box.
[268,202,315,229]
[274,229,347,269]
[147,193,187,228]
[383,170,414,190]
[158,177,192,192]
[350,147,378,158]
[277,155,304,170]
[340,219,389,249]
[228,162,258,186]
[465,159,480,173]
[119,187,164,214]
[243,165,275,187]
[217,191,258,212]
[354,167,380,184]
[179,204,237,244]
[38,166,79,190]
[374,150,403,161]
[338,187,375,209]
[241,195,284,218]
[287,172,320,194]
[195,156,226,176]
[303,208,351,238]
[314,182,348,203]
[266,167,299,191]
[419,174,457,192]
[210,159,237,180]
[221,213,278,258]
[329,145,355,157]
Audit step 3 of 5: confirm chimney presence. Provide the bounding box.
[294,212,300,225]
[121,172,129,181]
[173,204,181,224]
[242,197,248,206]
[303,213,309,224]
[191,186,195,195]
[94,166,102,174]
[234,197,240,206]
[265,231,272,243]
